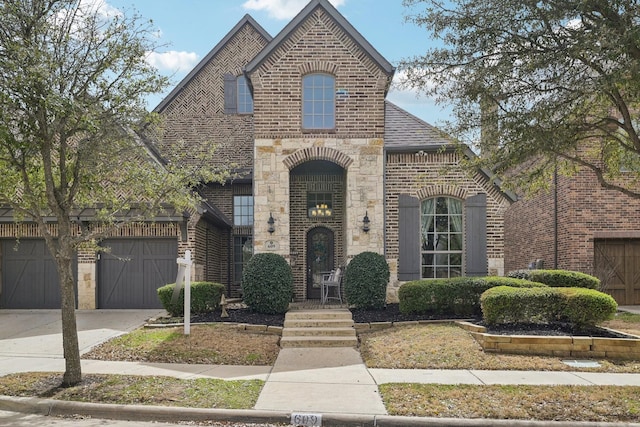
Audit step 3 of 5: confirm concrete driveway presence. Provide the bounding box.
[0,310,165,358]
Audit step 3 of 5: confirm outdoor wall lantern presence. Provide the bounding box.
[268,212,275,233]
[362,211,370,232]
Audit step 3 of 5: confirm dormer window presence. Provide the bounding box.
[302,73,335,129]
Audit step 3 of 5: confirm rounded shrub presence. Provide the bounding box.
[399,276,547,316]
[157,282,225,317]
[507,269,600,290]
[343,251,389,309]
[481,286,617,327]
[241,252,293,314]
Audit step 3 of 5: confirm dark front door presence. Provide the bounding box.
[307,227,334,300]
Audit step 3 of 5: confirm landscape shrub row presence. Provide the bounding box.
[157,281,225,317]
[481,286,617,327]
[398,276,547,316]
[507,269,600,290]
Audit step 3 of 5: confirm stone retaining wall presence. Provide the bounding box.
[458,321,640,360]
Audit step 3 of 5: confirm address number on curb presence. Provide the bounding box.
[291,412,322,426]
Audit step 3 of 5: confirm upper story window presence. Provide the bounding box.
[237,75,253,114]
[302,73,335,130]
[233,195,253,227]
[421,197,463,278]
[224,73,253,114]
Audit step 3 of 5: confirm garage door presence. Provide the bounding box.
[98,239,178,309]
[594,239,640,305]
[1,239,64,309]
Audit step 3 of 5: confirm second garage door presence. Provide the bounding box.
[98,239,178,309]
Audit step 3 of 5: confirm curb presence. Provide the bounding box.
[2,395,640,427]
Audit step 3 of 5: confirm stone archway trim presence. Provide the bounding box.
[283,146,353,170]
[416,185,468,201]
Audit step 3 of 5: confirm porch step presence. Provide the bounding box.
[280,309,357,348]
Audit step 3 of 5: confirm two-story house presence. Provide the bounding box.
[0,0,514,309]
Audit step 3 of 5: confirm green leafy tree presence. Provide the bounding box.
[401,0,640,197]
[0,0,225,386]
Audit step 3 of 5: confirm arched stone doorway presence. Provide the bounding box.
[289,159,345,300]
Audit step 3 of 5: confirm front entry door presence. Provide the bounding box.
[307,227,334,299]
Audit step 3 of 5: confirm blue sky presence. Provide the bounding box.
[106,0,448,125]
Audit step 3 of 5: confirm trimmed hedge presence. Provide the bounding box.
[507,269,601,290]
[241,252,293,314]
[481,286,617,327]
[157,281,225,317]
[398,276,547,316]
[344,251,390,309]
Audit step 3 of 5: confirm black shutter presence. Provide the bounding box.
[465,193,488,276]
[223,73,237,114]
[398,194,421,281]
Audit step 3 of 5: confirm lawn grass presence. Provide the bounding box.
[359,319,640,373]
[380,383,640,422]
[0,372,263,409]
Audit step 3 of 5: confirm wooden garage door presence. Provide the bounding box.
[1,239,62,309]
[594,239,640,305]
[98,239,178,309]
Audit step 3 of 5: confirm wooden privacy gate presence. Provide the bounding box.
[594,239,640,305]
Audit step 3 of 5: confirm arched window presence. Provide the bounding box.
[302,73,335,129]
[421,197,463,278]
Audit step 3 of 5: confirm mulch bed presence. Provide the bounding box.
[152,304,631,339]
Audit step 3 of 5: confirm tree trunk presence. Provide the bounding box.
[53,217,82,387]
[59,248,81,386]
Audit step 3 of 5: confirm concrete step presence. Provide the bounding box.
[280,309,357,348]
[280,335,358,348]
[285,309,353,320]
[283,318,355,328]
[282,327,356,337]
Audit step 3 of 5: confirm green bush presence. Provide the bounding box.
[399,276,547,316]
[507,269,601,290]
[343,251,390,309]
[157,281,225,317]
[241,253,293,314]
[481,286,617,327]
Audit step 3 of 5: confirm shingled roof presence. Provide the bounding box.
[384,101,453,151]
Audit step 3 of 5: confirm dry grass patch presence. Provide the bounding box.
[359,322,640,372]
[603,312,640,337]
[0,372,262,409]
[380,383,640,422]
[83,324,280,365]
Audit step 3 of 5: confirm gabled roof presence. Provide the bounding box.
[384,101,517,202]
[384,101,453,151]
[244,0,394,76]
[153,14,272,113]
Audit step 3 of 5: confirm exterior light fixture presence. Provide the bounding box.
[362,211,370,232]
[268,213,275,233]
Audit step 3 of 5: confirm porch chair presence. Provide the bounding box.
[321,267,342,305]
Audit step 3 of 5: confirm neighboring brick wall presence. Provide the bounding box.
[506,163,640,275]
[385,151,511,290]
[156,22,269,169]
[249,8,390,139]
[504,189,555,272]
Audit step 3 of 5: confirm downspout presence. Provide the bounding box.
[553,162,558,269]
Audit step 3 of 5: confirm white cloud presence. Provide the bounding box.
[146,51,199,73]
[242,0,346,20]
